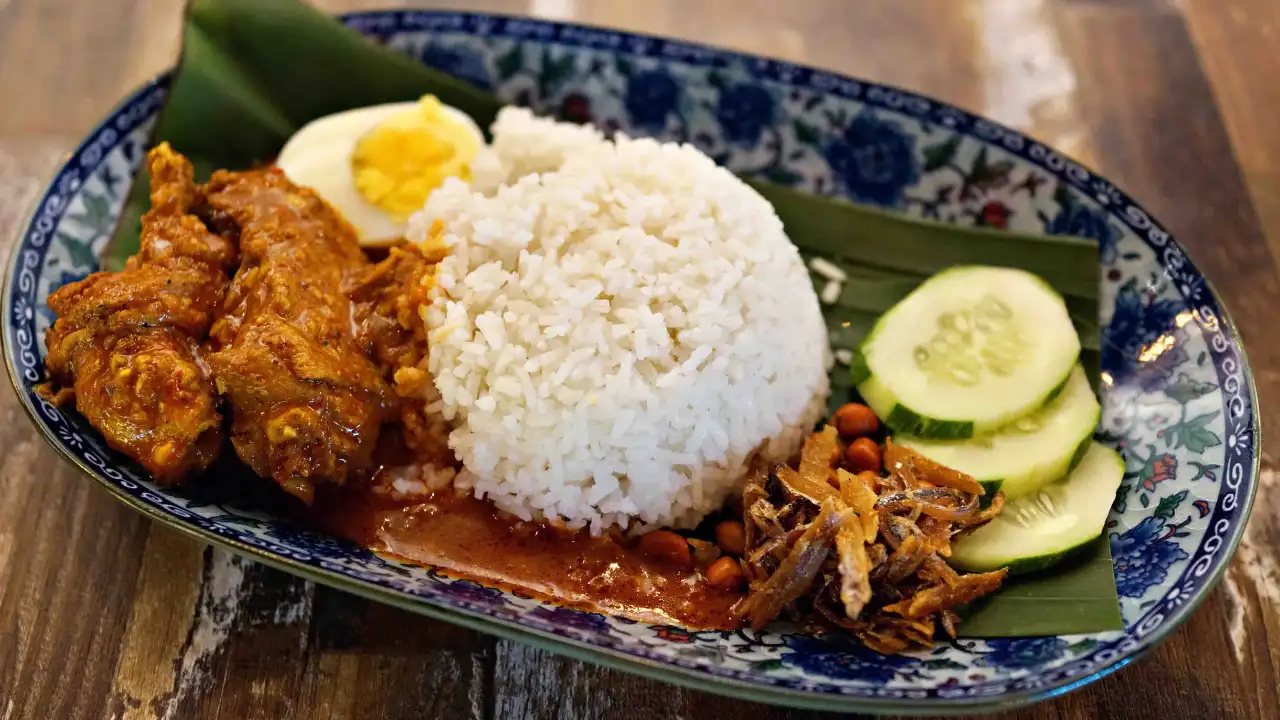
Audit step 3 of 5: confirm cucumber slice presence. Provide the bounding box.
[896,365,1100,500]
[949,442,1124,575]
[855,266,1080,439]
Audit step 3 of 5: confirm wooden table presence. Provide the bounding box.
[2,0,1278,717]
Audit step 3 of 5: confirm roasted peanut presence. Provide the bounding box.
[844,437,882,473]
[705,556,746,591]
[833,402,880,438]
[638,529,693,569]
[714,519,746,556]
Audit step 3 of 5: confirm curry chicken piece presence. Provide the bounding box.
[41,143,237,483]
[348,241,454,468]
[203,166,391,503]
[348,244,435,372]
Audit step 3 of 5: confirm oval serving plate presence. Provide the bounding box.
[2,10,1259,715]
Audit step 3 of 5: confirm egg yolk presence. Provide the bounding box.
[351,96,480,219]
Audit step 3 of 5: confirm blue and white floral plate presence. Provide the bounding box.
[2,11,1259,715]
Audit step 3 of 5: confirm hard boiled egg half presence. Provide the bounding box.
[276,95,485,245]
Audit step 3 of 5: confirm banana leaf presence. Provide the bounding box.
[102,0,1120,636]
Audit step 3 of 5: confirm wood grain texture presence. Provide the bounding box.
[1,0,1279,718]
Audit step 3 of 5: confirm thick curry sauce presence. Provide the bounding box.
[305,480,743,630]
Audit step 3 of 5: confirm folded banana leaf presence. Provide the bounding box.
[102,0,1120,636]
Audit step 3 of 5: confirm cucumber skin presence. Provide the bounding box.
[950,534,1098,575]
[1067,434,1093,473]
[848,346,872,386]
[1042,370,1073,407]
[858,371,976,439]
[955,435,1089,509]
[996,428,1096,503]
[977,479,1003,509]
[885,403,976,440]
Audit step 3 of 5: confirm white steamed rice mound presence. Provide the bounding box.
[409,109,830,533]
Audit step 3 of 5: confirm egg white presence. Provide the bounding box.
[276,101,485,246]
